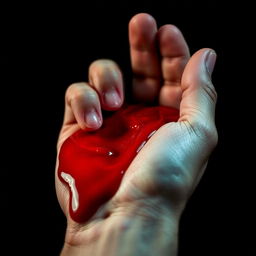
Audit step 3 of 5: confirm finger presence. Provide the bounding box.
[129,13,162,102]
[179,48,217,138]
[63,82,102,130]
[89,59,124,110]
[158,25,190,108]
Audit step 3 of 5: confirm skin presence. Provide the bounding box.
[55,13,218,256]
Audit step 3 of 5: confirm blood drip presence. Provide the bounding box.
[58,104,179,223]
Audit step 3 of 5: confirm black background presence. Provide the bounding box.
[3,1,255,255]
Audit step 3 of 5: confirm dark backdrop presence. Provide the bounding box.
[4,1,254,255]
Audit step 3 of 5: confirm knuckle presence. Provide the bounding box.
[202,80,218,103]
[65,84,75,103]
[193,119,218,149]
[65,83,82,97]
[90,59,118,74]
[65,83,97,104]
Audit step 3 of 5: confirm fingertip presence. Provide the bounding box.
[158,24,190,57]
[103,88,123,110]
[205,50,217,77]
[129,13,156,28]
[192,48,216,63]
[66,82,103,131]
[72,102,103,131]
[158,24,182,41]
[84,108,103,130]
[129,13,157,50]
[181,48,215,87]
[158,24,180,33]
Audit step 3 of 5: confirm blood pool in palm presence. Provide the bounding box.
[58,104,179,223]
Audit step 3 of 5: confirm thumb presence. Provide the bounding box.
[179,48,217,126]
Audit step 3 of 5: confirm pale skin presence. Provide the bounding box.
[55,13,218,256]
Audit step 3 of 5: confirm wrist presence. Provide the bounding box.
[109,198,179,256]
[61,197,180,256]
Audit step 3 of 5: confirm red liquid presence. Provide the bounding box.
[58,104,179,223]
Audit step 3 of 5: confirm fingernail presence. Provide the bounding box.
[85,109,101,128]
[103,89,121,108]
[205,50,217,77]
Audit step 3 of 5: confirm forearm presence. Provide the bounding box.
[61,201,179,256]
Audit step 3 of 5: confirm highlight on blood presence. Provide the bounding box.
[58,104,179,223]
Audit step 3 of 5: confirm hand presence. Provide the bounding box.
[55,13,217,256]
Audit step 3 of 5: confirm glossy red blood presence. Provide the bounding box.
[58,104,179,223]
